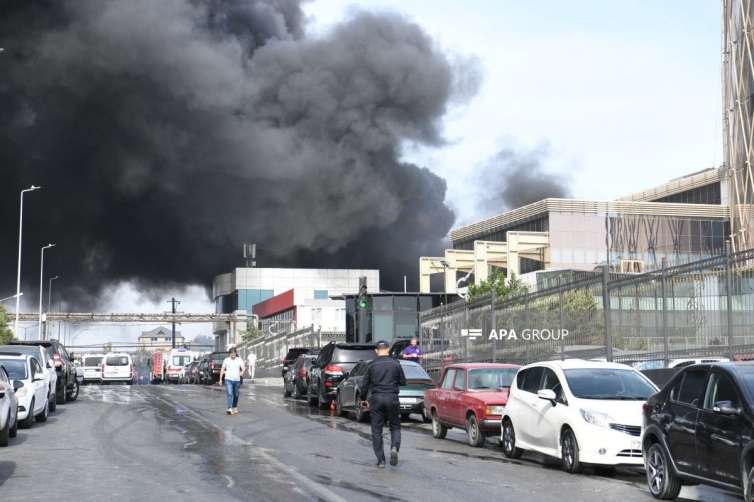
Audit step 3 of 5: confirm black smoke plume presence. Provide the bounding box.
[0,0,473,307]
[477,146,571,215]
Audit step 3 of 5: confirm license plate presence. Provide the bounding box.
[399,397,416,404]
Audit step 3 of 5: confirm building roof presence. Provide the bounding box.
[616,167,723,202]
[450,199,729,244]
[139,326,182,339]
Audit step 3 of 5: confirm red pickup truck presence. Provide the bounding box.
[424,363,520,447]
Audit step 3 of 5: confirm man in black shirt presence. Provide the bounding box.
[360,340,406,467]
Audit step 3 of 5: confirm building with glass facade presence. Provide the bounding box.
[420,168,733,294]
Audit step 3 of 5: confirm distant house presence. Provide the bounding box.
[138,327,184,351]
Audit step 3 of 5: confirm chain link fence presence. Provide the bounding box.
[419,248,754,378]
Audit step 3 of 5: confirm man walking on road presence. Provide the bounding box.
[219,347,245,415]
[360,340,406,468]
[247,351,257,381]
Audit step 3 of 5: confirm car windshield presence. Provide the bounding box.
[84,356,103,366]
[401,363,431,381]
[333,348,376,363]
[173,356,191,366]
[106,356,129,366]
[467,368,517,390]
[0,359,28,380]
[564,368,657,399]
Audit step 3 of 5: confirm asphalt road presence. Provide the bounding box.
[0,383,741,502]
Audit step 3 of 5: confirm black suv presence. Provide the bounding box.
[308,343,376,409]
[201,352,227,384]
[642,362,754,501]
[282,348,315,378]
[11,340,79,403]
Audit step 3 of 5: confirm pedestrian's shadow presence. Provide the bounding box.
[0,461,16,486]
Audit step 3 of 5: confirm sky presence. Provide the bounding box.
[18,1,722,348]
[305,0,723,225]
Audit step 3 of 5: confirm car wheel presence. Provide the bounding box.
[9,413,17,438]
[336,393,346,417]
[645,442,681,499]
[57,382,67,404]
[467,414,486,447]
[0,411,10,447]
[293,382,303,400]
[36,399,49,423]
[745,465,754,502]
[502,418,523,458]
[67,379,80,402]
[560,428,582,474]
[431,410,447,439]
[49,390,57,413]
[20,399,35,429]
[308,384,318,406]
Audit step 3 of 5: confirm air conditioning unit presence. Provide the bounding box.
[620,259,645,274]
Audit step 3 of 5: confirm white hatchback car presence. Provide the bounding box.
[0,344,57,412]
[101,353,134,384]
[0,364,19,446]
[0,354,50,428]
[501,359,658,473]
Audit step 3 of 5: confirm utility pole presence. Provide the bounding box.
[168,297,181,348]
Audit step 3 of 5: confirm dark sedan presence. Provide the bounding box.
[284,354,317,399]
[335,359,434,422]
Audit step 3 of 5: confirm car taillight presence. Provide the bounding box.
[324,364,343,376]
[298,368,307,377]
[53,353,62,368]
[642,403,650,413]
[210,362,215,369]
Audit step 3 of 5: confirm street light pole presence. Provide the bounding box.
[14,185,41,336]
[47,276,60,340]
[38,243,56,339]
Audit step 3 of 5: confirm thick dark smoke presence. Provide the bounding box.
[0,0,473,306]
[477,146,571,215]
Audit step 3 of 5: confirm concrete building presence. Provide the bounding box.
[138,327,184,351]
[212,268,379,347]
[252,288,346,335]
[421,168,732,293]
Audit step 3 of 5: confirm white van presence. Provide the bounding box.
[101,353,134,384]
[82,354,104,384]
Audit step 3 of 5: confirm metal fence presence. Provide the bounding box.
[237,325,345,375]
[419,248,754,377]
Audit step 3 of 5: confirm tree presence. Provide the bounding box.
[467,269,528,301]
[242,324,263,342]
[0,305,14,345]
[102,342,112,353]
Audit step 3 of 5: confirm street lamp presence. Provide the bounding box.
[0,293,23,303]
[15,185,41,336]
[38,243,56,339]
[46,276,60,340]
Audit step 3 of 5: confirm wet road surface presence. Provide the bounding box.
[0,383,741,501]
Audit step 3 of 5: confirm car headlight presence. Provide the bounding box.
[580,408,612,428]
[15,386,28,398]
[485,405,505,416]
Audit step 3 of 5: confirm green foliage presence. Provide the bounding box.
[102,342,112,354]
[467,269,529,301]
[243,324,263,342]
[0,305,15,345]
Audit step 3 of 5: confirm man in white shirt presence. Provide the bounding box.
[247,351,257,381]
[219,347,245,415]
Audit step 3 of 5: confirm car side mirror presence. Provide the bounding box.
[13,380,23,391]
[537,389,557,404]
[714,401,741,416]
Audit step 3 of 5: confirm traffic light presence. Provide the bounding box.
[358,276,368,310]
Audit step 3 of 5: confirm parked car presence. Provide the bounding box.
[283,347,315,378]
[642,361,754,500]
[308,343,377,409]
[0,353,50,428]
[82,354,104,384]
[0,344,58,412]
[0,365,19,446]
[425,363,520,447]
[284,353,318,399]
[184,361,201,384]
[501,359,658,473]
[101,353,135,384]
[11,340,78,403]
[202,352,228,384]
[336,359,434,422]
